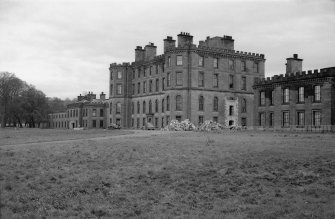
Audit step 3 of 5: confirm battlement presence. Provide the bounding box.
[196,45,265,59]
[255,67,335,85]
[109,62,131,68]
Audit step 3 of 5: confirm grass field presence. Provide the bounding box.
[0,129,334,218]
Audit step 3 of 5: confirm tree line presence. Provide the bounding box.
[0,72,74,128]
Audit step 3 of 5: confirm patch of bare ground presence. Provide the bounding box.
[0,130,334,218]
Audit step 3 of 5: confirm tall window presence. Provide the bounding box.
[132,84,135,95]
[297,111,305,127]
[149,80,153,93]
[241,98,247,113]
[168,56,171,67]
[100,109,104,117]
[269,112,274,127]
[92,109,96,117]
[117,71,122,79]
[155,99,158,113]
[229,59,234,71]
[176,95,182,111]
[155,79,159,92]
[213,97,218,112]
[162,99,165,112]
[137,68,141,78]
[110,71,113,80]
[167,73,171,87]
[117,84,122,95]
[229,75,234,89]
[199,56,204,66]
[198,72,204,87]
[166,96,170,111]
[213,74,218,88]
[253,62,259,73]
[137,101,140,113]
[149,100,152,114]
[283,88,289,104]
[143,81,146,93]
[176,55,183,66]
[259,112,265,127]
[162,77,165,90]
[199,95,204,111]
[282,111,290,127]
[132,102,134,114]
[314,85,321,102]
[176,72,183,86]
[241,117,247,127]
[156,65,159,74]
[143,67,146,77]
[241,60,246,71]
[260,91,265,106]
[116,103,121,114]
[149,66,152,75]
[110,84,113,96]
[142,101,146,114]
[198,116,204,125]
[137,82,140,94]
[229,106,234,116]
[213,58,218,68]
[270,90,274,105]
[241,76,246,90]
[312,110,321,127]
[298,87,304,103]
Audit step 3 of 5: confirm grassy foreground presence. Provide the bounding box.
[0,129,334,218]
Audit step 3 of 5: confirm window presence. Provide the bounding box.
[258,112,265,127]
[110,84,113,96]
[297,111,305,127]
[162,99,165,112]
[143,67,146,77]
[241,98,247,113]
[162,64,165,72]
[241,76,246,90]
[176,116,182,122]
[199,95,204,111]
[155,99,158,113]
[161,117,164,128]
[176,95,182,111]
[199,56,204,66]
[142,101,146,114]
[213,58,218,68]
[116,103,121,114]
[167,73,171,87]
[213,74,218,88]
[312,110,321,127]
[100,120,104,128]
[100,109,104,117]
[229,75,234,89]
[168,56,171,67]
[198,72,204,87]
[282,111,290,127]
[198,116,204,124]
[137,101,140,113]
[149,100,152,114]
[314,85,321,102]
[117,71,122,79]
[176,55,183,66]
[149,66,152,75]
[132,84,135,95]
[117,84,122,95]
[92,109,97,117]
[137,82,140,94]
[93,120,96,128]
[155,79,159,92]
[166,116,170,125]
[229,106,234,116]
[253,62,259,73]
[176,72,183,86]
[229,59,234,71]
[143,81,146,93]
[137,118,140,128]
[149,80,153,93]
[270,90,274,105]
[156,65,159,74]
[213,97,218,112]
[137,68,141,78]
[132,102,134,114]
[143,118,146,127]
[155,118,158,128]
[132,118,134,127]
[298,87,304,103]
[241,118,247,127]
[162,77,165,90]
[260,91,265,106]
[241,60,246,72]
[166,96,170,111]
[110,71,113,80]
[213,116,218,123]
[269,112,274,127]
[283,88,289,104]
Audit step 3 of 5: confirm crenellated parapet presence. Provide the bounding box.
[109,62,131,68]
[253,67,335,88]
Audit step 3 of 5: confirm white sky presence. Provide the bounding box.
[1,0,334,99]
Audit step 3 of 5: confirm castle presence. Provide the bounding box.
[48,32,335,131]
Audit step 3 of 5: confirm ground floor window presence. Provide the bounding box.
[137,118,140,128]
[93,120,96,128]
[161,117,164,128]
[166,116,170,125]
[198,116,204,124]
[282,111,290,127]
[142,118,146,127]
[100,120,103,128]
[213,116,218,123]
[297,111,305,127]
[312,110,321,127]
[241,117,247,127]
[259,112,265,127]
[132,118,134,127]
[116,118,121,126]
[269,112,274,127]
[176,116,182,122]
[155,118,158,128]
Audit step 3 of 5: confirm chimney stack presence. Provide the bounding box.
[164,36,176,53]
[177,32,193,47]
[144,42,157,61]
[286,54,303,74]
[100,92,106,100]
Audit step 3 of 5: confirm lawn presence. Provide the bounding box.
[0,129,334,218]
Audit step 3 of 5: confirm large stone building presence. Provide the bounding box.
[108,32,265,129]
[253,54,335,131]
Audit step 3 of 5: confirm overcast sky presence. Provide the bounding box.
[1,0,334,99]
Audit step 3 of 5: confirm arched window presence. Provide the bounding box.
[162,99,165,113]
[137,101,140,114]
[155,99,158,113]
[176,95,182,111]
[131,102,134,114]
[143,101,146,114]
[213,97,218,112]
[242,98,247,113]
[166,96,170,111]
[149,100,152,114]
[199,95,204,111]
[116,102,121,114]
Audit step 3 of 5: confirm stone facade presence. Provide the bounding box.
[253,55,335,131]
[108,32,265,128]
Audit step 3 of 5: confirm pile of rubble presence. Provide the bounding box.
[198,120,226,131]
[163,119,197,131]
